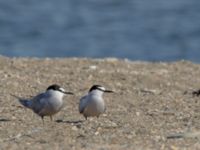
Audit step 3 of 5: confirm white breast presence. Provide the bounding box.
[83,94,105,117]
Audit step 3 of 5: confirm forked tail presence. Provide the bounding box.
[11,94,32,109]
[18,99,32,109]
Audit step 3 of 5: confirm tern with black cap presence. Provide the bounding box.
[79,85,113,120]
[13,84,73,124]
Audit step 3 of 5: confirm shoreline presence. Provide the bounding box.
[1,55,198,64]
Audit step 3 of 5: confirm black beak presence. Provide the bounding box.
[63,91,74,95]
[104,90,114,93]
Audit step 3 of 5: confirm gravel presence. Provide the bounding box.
[0,56,200,149]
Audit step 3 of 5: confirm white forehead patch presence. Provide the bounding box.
[98,86,105,91]
[59,88,66,93]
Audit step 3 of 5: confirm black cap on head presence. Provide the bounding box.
[46,84,61,91]
[89,85,104,92]
[89,85,114,93]
[46,84,74,95]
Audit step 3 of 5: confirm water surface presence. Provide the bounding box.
[0,0,200,62]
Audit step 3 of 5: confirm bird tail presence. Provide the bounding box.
[11,94,32,109]
[18,99,32,109]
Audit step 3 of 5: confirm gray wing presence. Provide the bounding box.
[79,95,88,114]
[31,93,47,115]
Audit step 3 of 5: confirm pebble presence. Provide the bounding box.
[89,65,97,70]
[95,131,99,135]
[136,112,140,116]
[72,126,78,131]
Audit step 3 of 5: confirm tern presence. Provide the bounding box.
[13,84,73,124]
[79,85,113,120]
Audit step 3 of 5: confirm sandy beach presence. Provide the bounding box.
[0,56,200,149]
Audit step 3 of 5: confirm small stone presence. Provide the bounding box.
[102,114,107,117]
[136,112,140,116]
[72,126,78,131]
[15,133,22,139]
[111,122,117,127]
[89,65,97,70]
[127,135,133,139]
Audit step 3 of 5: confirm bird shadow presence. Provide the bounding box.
[55,119,84,125]
[0,118,10,122]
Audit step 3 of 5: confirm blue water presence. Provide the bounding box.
[0,0,200,62]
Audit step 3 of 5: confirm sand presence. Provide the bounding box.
[0,56,200,149]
